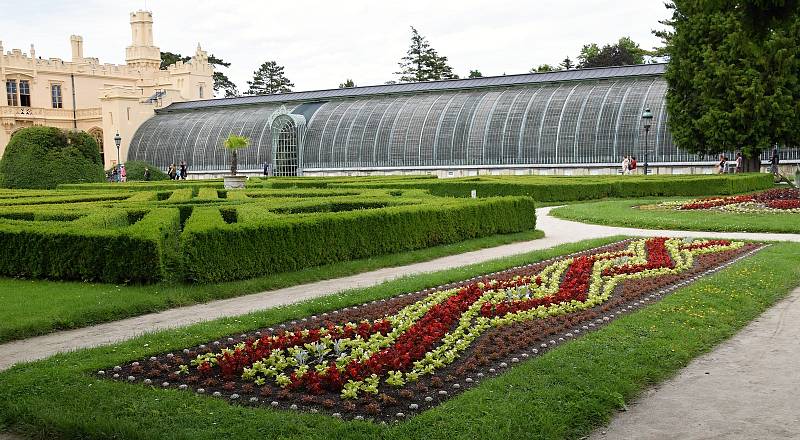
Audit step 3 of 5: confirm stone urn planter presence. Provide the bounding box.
[223,175,247,189]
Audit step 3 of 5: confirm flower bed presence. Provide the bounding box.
[102,237,760,421]
[655,188,800,213]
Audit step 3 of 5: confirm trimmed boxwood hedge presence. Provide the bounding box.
[5,173,768,283]
[1,188,536,283]
[0,208,180,283]
[181,196,536,282]
[324,173,774,201]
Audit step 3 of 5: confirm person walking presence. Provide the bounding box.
[168,164,177,180]
[735,153,743,173]
[717,155,727,174]
[621,155,630,175]
[143,167,151,181]
[630,156,638,174]
[180,161,188,180]
[120,164,127,183]
[771,146,780,175]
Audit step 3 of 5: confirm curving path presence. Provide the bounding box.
[1,206,799,439]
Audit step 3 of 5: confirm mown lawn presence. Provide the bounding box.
[0,229,543,343]
[2,237,799,440]
[551,197,800,233]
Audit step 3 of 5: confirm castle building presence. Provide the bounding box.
[0,10,213,169]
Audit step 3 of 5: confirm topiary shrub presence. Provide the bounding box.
[0,127,104,189]
[118,160,169,181]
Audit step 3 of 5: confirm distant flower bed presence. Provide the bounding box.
[654,188,800,213]
[101,238,759,421]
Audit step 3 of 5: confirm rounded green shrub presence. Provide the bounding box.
[117,160,168,181]
[0,127,104,189]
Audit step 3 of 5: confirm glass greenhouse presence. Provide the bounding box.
[128,64,799,175]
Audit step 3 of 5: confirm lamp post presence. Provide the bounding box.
[641,108,653,175]
[114,132,122,183]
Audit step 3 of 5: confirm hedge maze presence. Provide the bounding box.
[0,186,536,284]
[1,173,771,284]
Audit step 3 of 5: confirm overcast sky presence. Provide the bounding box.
[2,0,670,95]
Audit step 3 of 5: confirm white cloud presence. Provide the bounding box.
[2,0,671,94]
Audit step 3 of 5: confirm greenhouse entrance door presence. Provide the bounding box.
[273,119,299,176]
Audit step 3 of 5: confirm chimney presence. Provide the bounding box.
[70,35,83,61]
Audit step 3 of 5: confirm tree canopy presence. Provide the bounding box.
[245,61,294,95]
[577,37,650,68]
[531,64,557,73]
[664,0,800,169]
[396,27,458,82]
[531,37,651,73]
[339,79,356,88]
[468,70,483,78]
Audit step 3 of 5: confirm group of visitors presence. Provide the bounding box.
[620,155,638,174]
[168,161,188,180]
[106,164,127,182]
[717,153,744,174]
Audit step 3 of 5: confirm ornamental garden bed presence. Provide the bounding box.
[101,237,760,422]
[550,193,800,234]
[649,188,800,213]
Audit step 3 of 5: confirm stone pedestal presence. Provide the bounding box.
[223,175,246,189]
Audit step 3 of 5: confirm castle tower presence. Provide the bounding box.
[125,10,160,70]
[70,35,83,61]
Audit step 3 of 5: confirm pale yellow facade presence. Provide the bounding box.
[0,10,213,169]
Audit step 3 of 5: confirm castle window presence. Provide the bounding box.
[199,85,204,99]
[19,80,31,107]
[6,80,18,106]
[51,84,63,108]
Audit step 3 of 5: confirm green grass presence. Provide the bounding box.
[0,229,544,343]
[551,197,800,233]
[2,237,799,440]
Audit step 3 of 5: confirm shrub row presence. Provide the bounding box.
[180,196,536,283]
[329,173,774,201]
[0,208,179,283]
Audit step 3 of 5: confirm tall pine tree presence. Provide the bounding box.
[246,61,294,95]
[664,1,800,170]
[396,27,458,82]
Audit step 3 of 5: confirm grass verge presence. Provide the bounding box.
[0,229,543,343]
[1,237,799,440]
[551,198,800,233]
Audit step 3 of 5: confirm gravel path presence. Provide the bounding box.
[590,286,800,440]
[2,206,799,439]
